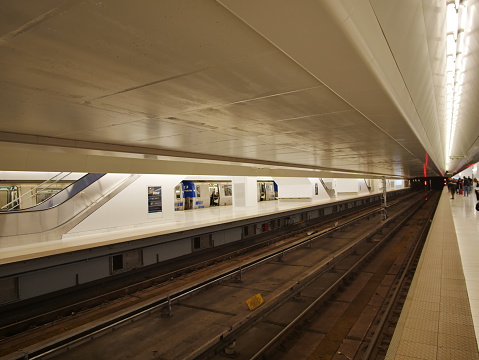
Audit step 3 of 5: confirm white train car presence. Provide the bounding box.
[257,181,277,201]
[175,180,232,211]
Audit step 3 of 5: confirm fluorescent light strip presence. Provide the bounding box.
[446,0,468,167]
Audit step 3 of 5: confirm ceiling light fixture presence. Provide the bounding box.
[445,0,468,168]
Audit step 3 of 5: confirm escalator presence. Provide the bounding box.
[0,173,140,248]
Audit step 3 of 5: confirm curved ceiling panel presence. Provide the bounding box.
[1,0,478,177]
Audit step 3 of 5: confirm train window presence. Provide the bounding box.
[0,277,18,304]
[111,254,124,272]
[175,185,181,200]
[243,226,249,236]
[315,183,319,195]
[224,185,232,196]
[196,185,201,197]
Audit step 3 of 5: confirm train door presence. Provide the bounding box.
[174,184,184,211]
[194,183,209,208]
[265,182,275,200]
[258,182,266,201]
[219,182,233,205]
[182,181,196,210]
[208,183,219,206]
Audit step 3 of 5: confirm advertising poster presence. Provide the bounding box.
[148,186,162,213]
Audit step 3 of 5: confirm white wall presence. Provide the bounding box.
[233,176,257,207]
[309,178,330,201]
[63,174,403,239]
[394,179,405,189]
[274,177,313,198]
[336,179,359,193]
[65,174,185,237]
[457,167,474,179]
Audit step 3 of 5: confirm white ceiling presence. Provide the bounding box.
[0,0,478,178]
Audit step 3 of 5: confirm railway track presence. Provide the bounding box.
[0,195,392,341]
[232,191,438,360]
[0,191,435,360]
[2,193,406,339]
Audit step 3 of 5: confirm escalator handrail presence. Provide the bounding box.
[1,173,107,212]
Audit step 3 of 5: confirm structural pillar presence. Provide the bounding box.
[232,177,257,207]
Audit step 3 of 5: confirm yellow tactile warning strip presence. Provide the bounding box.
[385,189,479,360]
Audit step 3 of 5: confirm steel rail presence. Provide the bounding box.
[361,195,436,359]
[248,193,431,360]
[3,193,422,360]
[0,194,399,338]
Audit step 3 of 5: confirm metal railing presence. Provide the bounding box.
[0,172,73,211]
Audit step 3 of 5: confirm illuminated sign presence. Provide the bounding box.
[148,186,162,213]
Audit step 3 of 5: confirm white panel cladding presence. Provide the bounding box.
[65,174,185,237]
[274,177,313,199]
[336,179,360,194]
[309,178,331,200]
[232,176,257,207]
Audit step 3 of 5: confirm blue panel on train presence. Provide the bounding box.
[182,181,196,197]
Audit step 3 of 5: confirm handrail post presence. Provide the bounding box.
[167,295,173,317]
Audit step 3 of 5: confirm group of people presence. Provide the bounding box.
[447,176,478,199]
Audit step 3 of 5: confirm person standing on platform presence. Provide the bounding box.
[474,178,479,201]
[463,176,470,197]
[448,178,457,199]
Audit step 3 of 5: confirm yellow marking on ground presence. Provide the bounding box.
[246,293,264,311]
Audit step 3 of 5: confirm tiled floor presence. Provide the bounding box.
[386,188,479,359]
[450,187,479,340]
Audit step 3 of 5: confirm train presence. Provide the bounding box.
[174,180,233,211]
[174,180,278,211]
[1,177,279,213]
[258,180,278,201]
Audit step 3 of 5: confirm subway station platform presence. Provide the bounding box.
[386,188,479,359]
[0,190,382,265]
